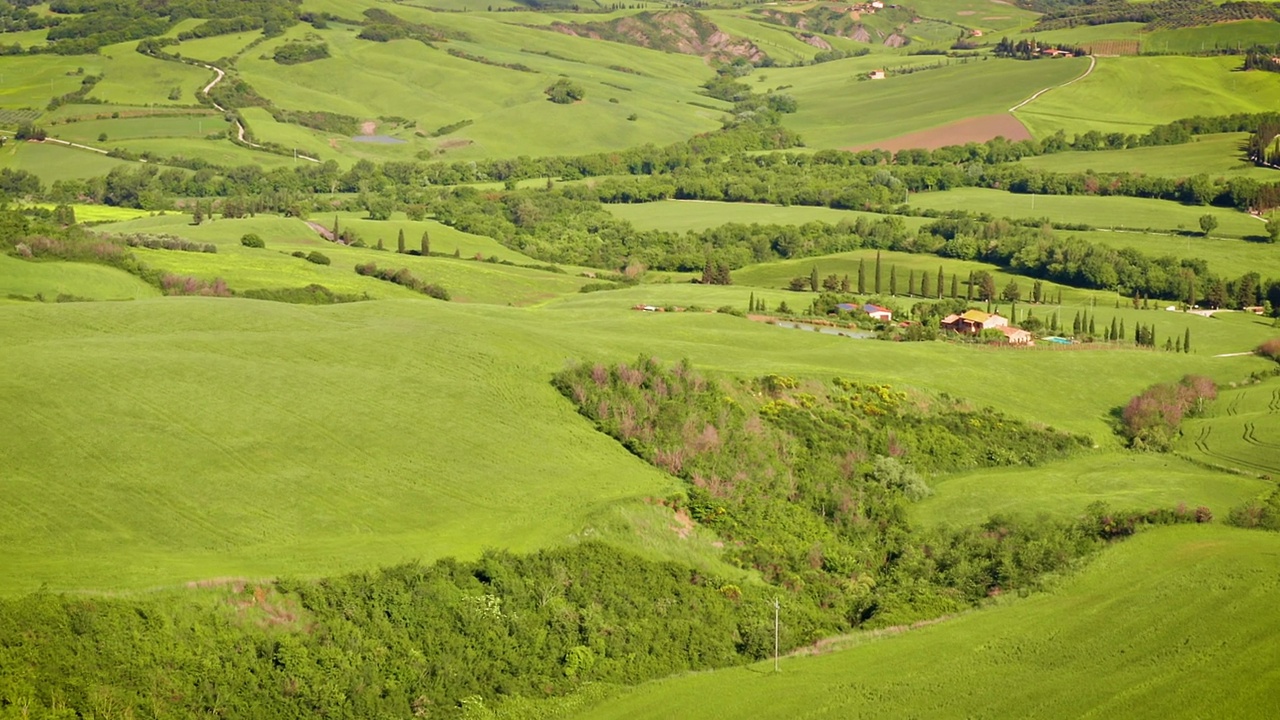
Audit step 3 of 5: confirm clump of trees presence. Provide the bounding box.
[1120,375,1218,451]
[240,233,265,248]
[545,78,586,104]
[273,41,330,65]
[355,262,450,299]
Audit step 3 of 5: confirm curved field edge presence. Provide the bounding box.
[566,525,1280,720]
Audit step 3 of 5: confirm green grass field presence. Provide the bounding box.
[1180,375,1280,477]
[1070,228,1277,280]
[606,200,929,234]
[1017,56,1280,137]
[1144,20,1280,54]
[3,279,1273,592]
[570,525,1280,719]
[0,140,135,182]
[90,42,212,106]
[55,115,229,144]
[0,254,160,301]
[1020,132,1275,180]
[906,187,1265,238]
[759,56,1085,149]
[913,451,1269,526]
[905,0,1039,32]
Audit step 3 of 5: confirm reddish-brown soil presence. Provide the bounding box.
[844,113,1032,153]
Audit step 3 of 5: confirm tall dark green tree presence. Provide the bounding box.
[890,265,898,295]
[857,259,866,294]
[874,252,882,294]
[809,265,819,292]
[950,274,959,299]
[937,266,945,299]
[397,228,406,253]
[421,230,430,256]
[1184,327,1191,353]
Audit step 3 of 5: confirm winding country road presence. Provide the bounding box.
[199,62,319,162]
[200,63,261,148]
[1009,54,1097,113]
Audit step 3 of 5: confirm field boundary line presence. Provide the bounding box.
[1009,55,1096,113]
[41,137,109,155]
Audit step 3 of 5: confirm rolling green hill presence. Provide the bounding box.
[569,525,1280,720]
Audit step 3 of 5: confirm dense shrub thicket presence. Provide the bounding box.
[355,262,450,300]
[554,358,1096,622]
[1120,375,1218,450]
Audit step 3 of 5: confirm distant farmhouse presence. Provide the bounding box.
[942,309,1032,345]
[941,309,1007,334]
[836,303,893,322]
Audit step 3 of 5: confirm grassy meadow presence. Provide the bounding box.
[761,56,1087,149]
[606,200,929,233]
[570,525,1280,719]
[1180,375,1280,477]
[912,452,1270,527]
[1017,56,1280,137]
[905,187,1265,238]
[1020,132,1275,180]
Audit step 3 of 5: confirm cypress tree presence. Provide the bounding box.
[1088,314,1095,337]
[333,215,339,241]
[1072,312,1081,335]
[377,238,384,251]
[1184,327,1191,353]
[967,271,975,301]
[397,228,406,253]
[1151,325,1156,348]
[748,292,755,314]
[1110,317,1118,342]
[857,259,866,293]
[890,265,899,295]
[921,270,932,298]
[841,274,850,293]
[951,274,959,299]
[421,231,430,256]
[1176,336,1183,352]
[874,251,882,294]
[809,265,819,292]
[907,269,915,297]
[937,266,945,299]
[1119,318,1126,341]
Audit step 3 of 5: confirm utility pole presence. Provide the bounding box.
[773,597,780,673]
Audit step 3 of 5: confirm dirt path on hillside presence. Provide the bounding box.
[1009,54,1096,113]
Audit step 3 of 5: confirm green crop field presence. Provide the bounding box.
[1180,375,1280,477]
[1070,228,1277,280]
[760,56,1085,149]
[905,0,1039,32]
[0,254,160,301]
[905,187,1265,238]
[569,525,1280,720]
[1020,132,1275,180]
[606,200,928,234]
[1017,56,1280,137]
[90,42,213,106]
[54,115,230,144]
[0,140,135,181]
[913,452,1269,526]
[1145,20,1280,54]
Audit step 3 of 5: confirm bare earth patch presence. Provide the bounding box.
[844,113,1032,153]
[360,121,377,135]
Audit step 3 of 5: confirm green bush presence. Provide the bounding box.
[240,233,265,249]
[305,250,330,265]
[545,78,585,104]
